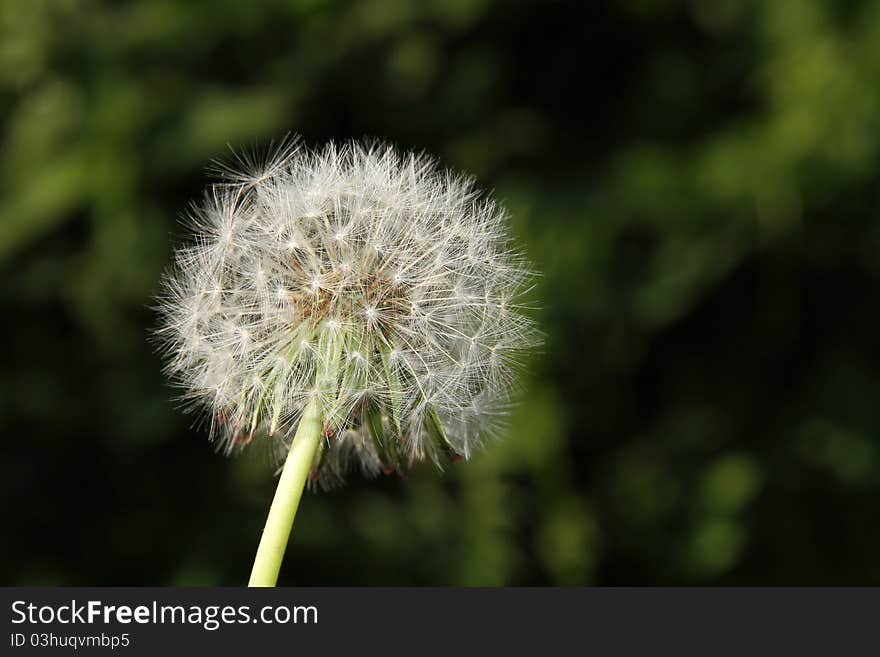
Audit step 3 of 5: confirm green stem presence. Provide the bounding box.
[248,398,322,587]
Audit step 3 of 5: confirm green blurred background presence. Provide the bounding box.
[2,0,880,585]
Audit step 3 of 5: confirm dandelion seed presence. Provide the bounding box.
[155,137,540,585]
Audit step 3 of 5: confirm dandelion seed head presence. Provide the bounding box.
[156,137,540,487]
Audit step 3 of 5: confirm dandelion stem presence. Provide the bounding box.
[248,398,322,587]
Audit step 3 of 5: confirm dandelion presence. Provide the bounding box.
[155,137,540,585]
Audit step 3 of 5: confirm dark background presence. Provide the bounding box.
[2,0,880,585]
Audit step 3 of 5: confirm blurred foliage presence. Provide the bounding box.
[2,0,880,585]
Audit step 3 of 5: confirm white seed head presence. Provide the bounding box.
[155,138,540,487]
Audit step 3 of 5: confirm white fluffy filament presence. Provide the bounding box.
[156,138,539,487]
